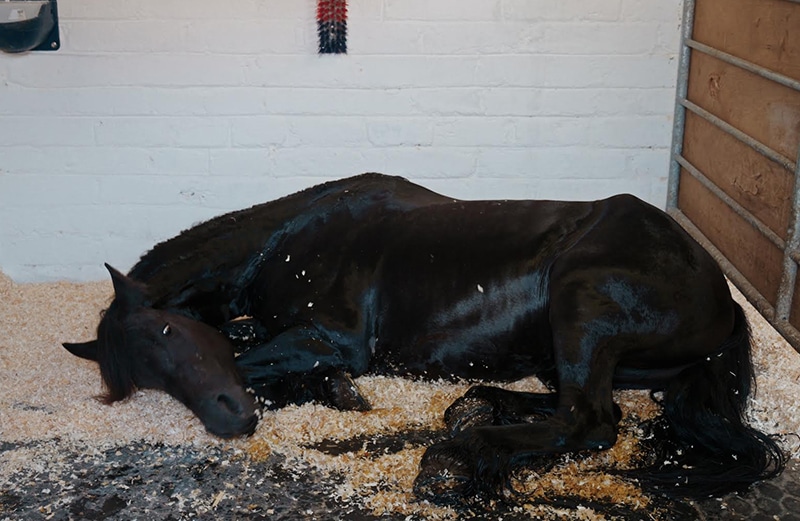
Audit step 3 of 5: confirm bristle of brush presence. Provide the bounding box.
[317,0,348,54]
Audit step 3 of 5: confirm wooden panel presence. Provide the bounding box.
[687,50,800,161]
[678,171,784,306]
[682,110,794,239]
[677,0,800,350]
[692,0,800,82]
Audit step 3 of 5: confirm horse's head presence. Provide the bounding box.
[63,264,258,438]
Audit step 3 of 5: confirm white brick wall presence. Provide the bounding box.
[0,0,682,282]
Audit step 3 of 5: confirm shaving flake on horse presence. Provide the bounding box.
[64,173,786,502]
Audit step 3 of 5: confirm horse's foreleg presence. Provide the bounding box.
[418,329,621,500]
[262,367,371,411]
[234,326,371,411]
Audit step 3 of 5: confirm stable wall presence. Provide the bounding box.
[0,0,682,281]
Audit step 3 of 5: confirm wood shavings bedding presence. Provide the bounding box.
[1,271,798,520]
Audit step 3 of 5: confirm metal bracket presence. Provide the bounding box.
[0,0,60,53]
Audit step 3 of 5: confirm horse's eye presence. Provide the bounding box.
[162,324,172,336]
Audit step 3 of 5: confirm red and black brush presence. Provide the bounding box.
[317,0,347,54]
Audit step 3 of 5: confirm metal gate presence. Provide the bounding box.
[666,0,800,351]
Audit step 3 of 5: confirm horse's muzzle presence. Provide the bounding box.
[194,390,260,438]
[205,411,259,439]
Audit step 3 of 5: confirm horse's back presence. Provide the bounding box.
[240,187,735,382]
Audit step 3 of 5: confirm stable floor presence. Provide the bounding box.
[1,273,799,520]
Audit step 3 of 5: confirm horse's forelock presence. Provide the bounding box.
[96,303,137,403]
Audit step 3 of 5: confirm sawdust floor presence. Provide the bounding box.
[1,271,799,520]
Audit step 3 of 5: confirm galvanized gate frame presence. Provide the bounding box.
[666,0,800,351]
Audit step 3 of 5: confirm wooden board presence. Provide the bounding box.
[692,0,800,82]
[686,50,800,162]
[681,110,794,240]
[678,171,785,306]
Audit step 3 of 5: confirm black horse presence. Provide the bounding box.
[64,173,785,501]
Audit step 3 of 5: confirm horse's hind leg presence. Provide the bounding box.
[445,386,557,436]
[416,286,624,501]
[445,385,622,436]
[415,407,619,501]
[416,365,620,501]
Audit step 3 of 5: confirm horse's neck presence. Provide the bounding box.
[130,211,287,322]
[135,257,252,324]
[131,202,330,324]
[130,174,415,321]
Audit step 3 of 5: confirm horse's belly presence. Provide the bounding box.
[372,318,554,381]
[371,271,555,380]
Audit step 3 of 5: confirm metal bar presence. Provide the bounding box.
[675,154,787,251]
[681,99,798,172]
[774,146,800,322]
[768,318,800,351]
[666,0,696,210]
[686,39,800,93]
[669,208,800,350]
[771,320,800,351]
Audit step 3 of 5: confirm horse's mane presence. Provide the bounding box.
[96,301,137,403]
[126,173,410,304]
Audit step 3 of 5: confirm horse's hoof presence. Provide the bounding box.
[444,396,494,436]
[413,443,473,502]
[323,371,372,411]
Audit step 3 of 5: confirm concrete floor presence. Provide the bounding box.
[2,436,797,520]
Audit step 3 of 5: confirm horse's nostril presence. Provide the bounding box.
[217,393,243,415]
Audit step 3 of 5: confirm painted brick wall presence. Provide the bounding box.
[0,0,682,282]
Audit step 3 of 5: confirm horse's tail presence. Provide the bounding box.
[639,301,786,498]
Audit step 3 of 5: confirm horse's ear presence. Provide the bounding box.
[105,263,147,308]
[63,340,99,362]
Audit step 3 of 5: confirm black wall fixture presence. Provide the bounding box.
[0,0,59,53]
